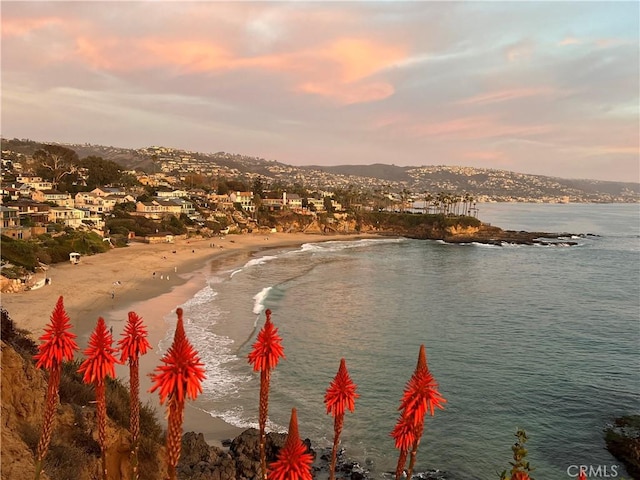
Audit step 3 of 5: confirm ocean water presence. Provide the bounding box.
[162,203,640,479]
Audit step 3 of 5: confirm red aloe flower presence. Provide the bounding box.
[34,296,78,370]
[247,309,285,480]
[248,309,285,372]
[33,296,78,480]
[269,408,313,480]
[150,308,206,480]
[118,311,152,480]
[578,470,587,480]
[393,344,446,480]
[324,358,359,480]
[78,317,119,480]
[512,472,530,480]
[391,413,415,479]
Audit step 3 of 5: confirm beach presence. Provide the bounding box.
[1,231,377,446]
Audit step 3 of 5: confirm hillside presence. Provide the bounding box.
[2,137,638,202]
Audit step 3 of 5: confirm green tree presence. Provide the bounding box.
[80,156,123,188]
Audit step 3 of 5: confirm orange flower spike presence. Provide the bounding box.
[34,296,79,369]
[512,472,530,480]
[118,311,151,363]
[78,317,119,385]
[269,408,313,480]
[399,345,446,425]
[150,311,206,404]
[391,413,416,451]
[324,358,359,417]
[248,309,285,372]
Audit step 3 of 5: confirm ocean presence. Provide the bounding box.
[161,203,640,479]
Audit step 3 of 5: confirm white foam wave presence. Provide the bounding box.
[252,287,272,315]
[230,255,279,278]
[181,284,218,308]
[298,237,404,254]
[471,242,501,248]
[204,406,286,432]
[185,317,252,400]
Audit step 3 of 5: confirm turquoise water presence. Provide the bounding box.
[169,203,640,479]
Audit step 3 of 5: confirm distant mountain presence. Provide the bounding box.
[2,137,638,202]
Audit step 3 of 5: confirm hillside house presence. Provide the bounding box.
[48,207,85,228]
[155,188,188,199]
[31,190,74,207]
[74,192,134,214]
[91,187,128,197]
[16,175,53,191]
[1,205,31,240]
[307,198,326,212]
[3,200,50,225]
[229,191,255,212]
[283,193,303,211]
[133,200,182,220]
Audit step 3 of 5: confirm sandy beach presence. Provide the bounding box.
[1,231,377,445]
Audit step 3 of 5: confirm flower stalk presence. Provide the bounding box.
[33,296,78,480]
[248,309,285,480]
[324,358,359,480]
[392,344,446,480]
[118,312,151,480]
[77,317,119,480]
[150,308,205,480]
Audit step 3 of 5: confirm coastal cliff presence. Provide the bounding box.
[270,211,578,246]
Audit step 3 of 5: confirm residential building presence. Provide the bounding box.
[48,207,85,228]
[1,205,31,240]
[133,200,182,220]
[31,190,74,207]
[17,175,53,191]
[229,191,255,212]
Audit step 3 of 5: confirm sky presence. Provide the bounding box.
[1,1,639,183]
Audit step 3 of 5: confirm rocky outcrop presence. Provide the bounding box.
[178,432,236,480]
[0,341,49,480]
[605,416,640,479]
[177,429,290,480]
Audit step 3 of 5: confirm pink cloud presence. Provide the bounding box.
[406,116,553,140]
[457,87,560,106]
[298,81,395,105]
[1,16,62,37]
[141,39,233,72]
[325,38,405,82]
[558,37,583,46]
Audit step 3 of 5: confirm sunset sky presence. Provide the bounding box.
[1,1,638,182]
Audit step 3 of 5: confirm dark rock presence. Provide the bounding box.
[178,432,236,480]
[604,415,640,480]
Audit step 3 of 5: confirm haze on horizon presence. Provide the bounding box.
[1,1,638,183]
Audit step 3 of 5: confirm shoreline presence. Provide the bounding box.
[1,231,382,446]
